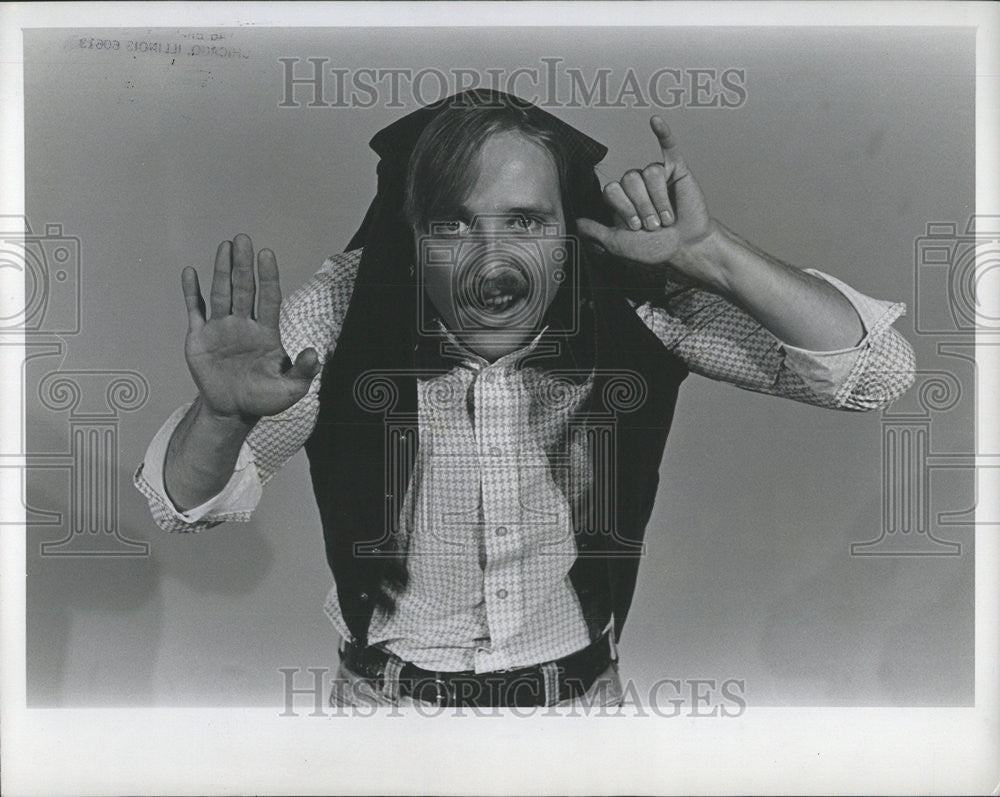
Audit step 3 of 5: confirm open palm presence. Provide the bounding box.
[181,234,319,423]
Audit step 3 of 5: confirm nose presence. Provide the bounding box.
[481,235,507,259]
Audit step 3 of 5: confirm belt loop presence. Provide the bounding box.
[541,661,560,707]
[434,676,453,708]
[380,654,405,702]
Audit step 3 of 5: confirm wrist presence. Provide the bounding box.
[194,396,258,437]
[670,219,734,297]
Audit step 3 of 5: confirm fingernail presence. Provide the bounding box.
[644,214,661,229]
[628,216,642,230]
[660,211,673,225]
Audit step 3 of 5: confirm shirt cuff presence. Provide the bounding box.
[777,269,907,396]
[134,402,263,525]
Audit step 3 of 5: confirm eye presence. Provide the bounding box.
[508,214,540,232]
[437,219,470,236]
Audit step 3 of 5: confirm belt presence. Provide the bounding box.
[341,632,615,707]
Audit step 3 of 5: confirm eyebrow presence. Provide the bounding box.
[456,202,558,218]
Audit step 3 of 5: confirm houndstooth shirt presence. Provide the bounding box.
[134,248,915,672]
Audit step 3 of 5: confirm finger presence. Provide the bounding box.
[651,116,697,192]
[231,233,256,318]
[256,248,281,329]
[641,162,674,226]
[210,240,232,319]
[287,347,320,383]
[651,117,705,219]
[181,267,206,331]
[667,168,700,214]
[621,170,661,231]
[650,115,684,165]
[576,217,620,252]
[602,182,642,231]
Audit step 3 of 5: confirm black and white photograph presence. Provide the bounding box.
[1,2,997,794]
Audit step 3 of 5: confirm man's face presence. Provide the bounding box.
[417,131,569,361]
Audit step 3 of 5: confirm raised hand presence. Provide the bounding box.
[181,234,319,424]
[576,116,721,288]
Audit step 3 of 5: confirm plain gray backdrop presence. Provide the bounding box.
[23,26,974,707]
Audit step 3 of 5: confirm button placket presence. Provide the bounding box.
[371,343,597,672]
[477,362,530,651]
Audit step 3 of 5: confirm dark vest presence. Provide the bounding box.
[305,265,688,647]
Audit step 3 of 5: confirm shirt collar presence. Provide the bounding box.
[435,318,549,370]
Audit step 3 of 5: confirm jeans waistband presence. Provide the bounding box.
[341,632,615,707]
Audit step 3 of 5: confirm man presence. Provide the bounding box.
[135,90,915,709]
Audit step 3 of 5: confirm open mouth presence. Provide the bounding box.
[468,261,532,318]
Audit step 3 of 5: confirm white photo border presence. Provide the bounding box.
[1,2,997,794]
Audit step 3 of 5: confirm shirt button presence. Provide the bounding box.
[495,526,508,537]
[489,445,502,456]
[496,589,508,599]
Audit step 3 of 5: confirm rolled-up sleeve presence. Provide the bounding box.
[635,268,915,410]
[132,402,263,532]
[780,270,915,410]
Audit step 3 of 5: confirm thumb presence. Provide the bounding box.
[287,347,320,382]
[575,217,618,250]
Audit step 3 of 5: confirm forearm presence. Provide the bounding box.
[163,395,256,512]
[676,221,866,351]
